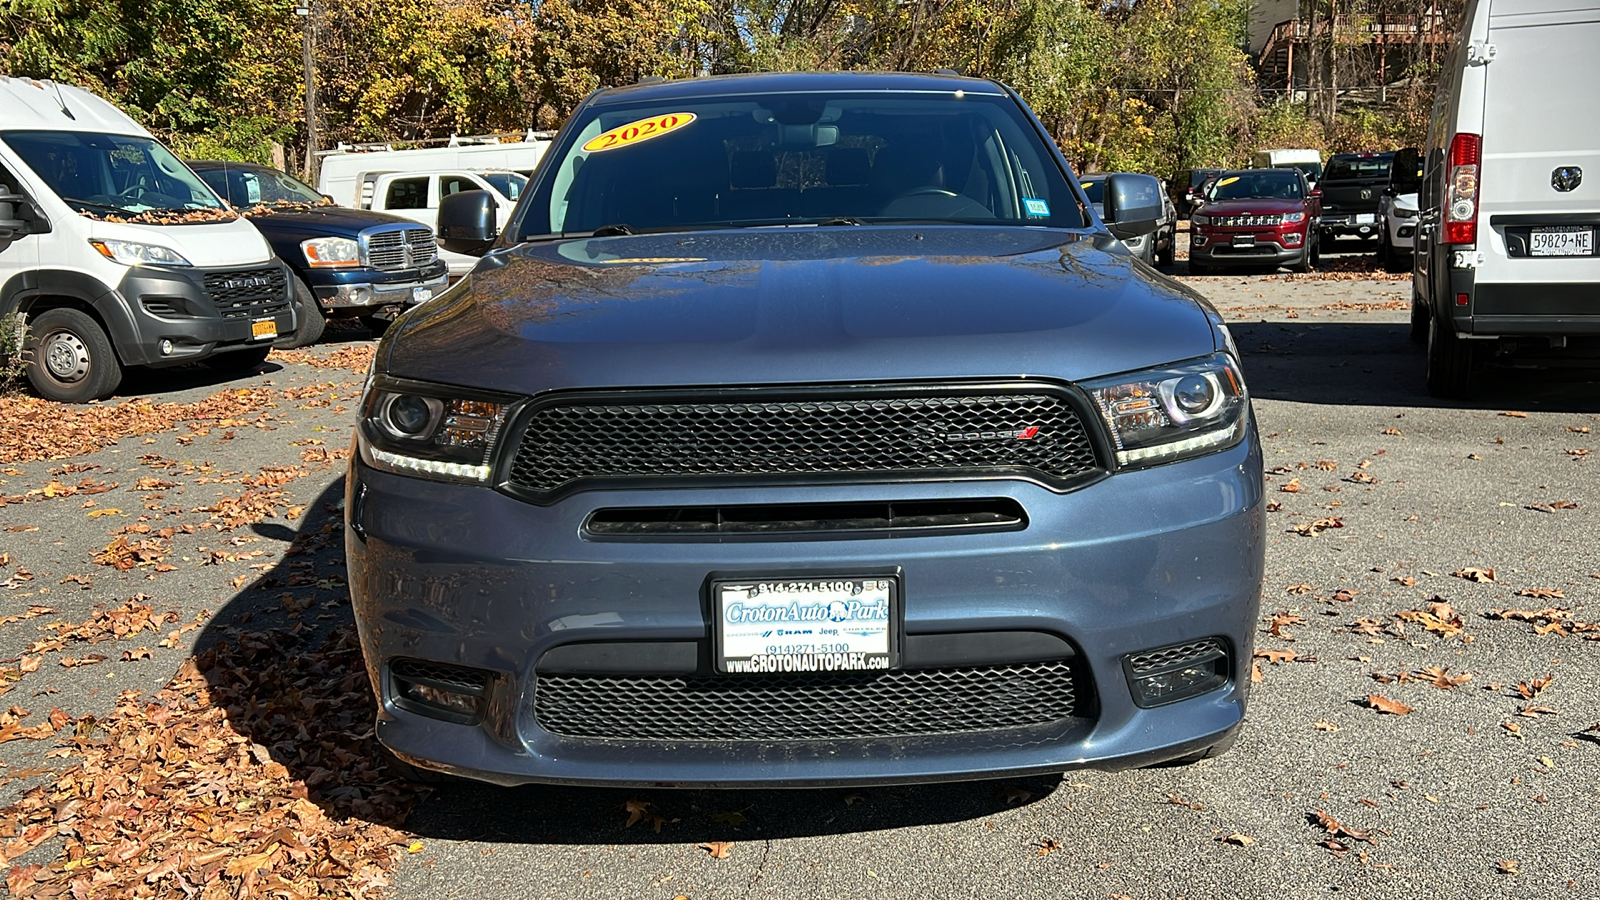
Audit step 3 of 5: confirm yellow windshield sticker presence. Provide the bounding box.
[1217,176,1240,187]
[596,257,706,264]
[582,112,697,153]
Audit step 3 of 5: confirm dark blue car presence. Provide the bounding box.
[189,161,448,345]
[346,72,1265,787]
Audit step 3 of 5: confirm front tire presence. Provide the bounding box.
[24,308,123,403]
[279,277,326,349]
[1157,227,1176,266]
[1383,236,1409,274]
[1425,313,1477,399]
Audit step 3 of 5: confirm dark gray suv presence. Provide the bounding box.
[346,72,1265,787]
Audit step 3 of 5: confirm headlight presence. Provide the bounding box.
[1283,212,1306,223]
[88,239,191,266]
[1190,214,1209,225]
[1084,353,1249,468]
[303,236,361,268]
[357,378,516,484]
[1395,208,1419,219]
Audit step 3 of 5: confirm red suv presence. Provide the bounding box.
[1189,169,1321,274]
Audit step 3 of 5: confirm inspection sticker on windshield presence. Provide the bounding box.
[1024,198,1050,218]
[1216,176,1240,187]
[582,112,697,153]
[715,577,895,674]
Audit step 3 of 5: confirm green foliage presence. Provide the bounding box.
[0,311,26,394]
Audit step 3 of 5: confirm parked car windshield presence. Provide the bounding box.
[195,164,324,206]
[3,130,226,216]
[1208,170,1304,201]
[482,172,526,201]
[1324,155,1391,180]
[525,89,1086,237]
[1079,178,1104,203]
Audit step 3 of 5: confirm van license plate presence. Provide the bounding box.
[714,577,895,674]
[251,318,277,341]
[1531,226,1595,257]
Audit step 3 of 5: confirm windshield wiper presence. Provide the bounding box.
[61,197,136,216]
[590,223,635,237]
[817,217,865,226]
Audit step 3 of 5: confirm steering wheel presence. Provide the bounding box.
[118,185,149,203]
[899,186,960,199]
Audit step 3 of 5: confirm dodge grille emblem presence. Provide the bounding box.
[1553,166,1583,192]
[944,426,1041,442]
[1359,188,1372,200]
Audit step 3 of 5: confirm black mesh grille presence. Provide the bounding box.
[391,658,491,693]
[1126,638,1227,675]
[533,660,1082,741]
[202,267,288,318]
[506,389,1102,498]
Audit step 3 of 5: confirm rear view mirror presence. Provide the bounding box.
[438,190,499,256]
[1103,173,1163,239]
[0,183,35,241]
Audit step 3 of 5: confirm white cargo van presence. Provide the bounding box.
[0,78,293,402]
[1413,0,1600,397]
[1253,148,1324,185]
[315,136,550,198]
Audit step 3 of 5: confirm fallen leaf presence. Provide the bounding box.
[1497,859,1519,875]
[1453,567,1496,583]
[711,811,748,828]
[1364,694,1414,716]
[1515,587,1564,600]
[1312,720,1339,732]
[698,841,734,859]
[1516,674,1554,699]
[1035,838,1060,855]
[1312,810,1375,844]
[1280,478,1302,493]
[1499,411,1528,418]
[1219,833,1254,847]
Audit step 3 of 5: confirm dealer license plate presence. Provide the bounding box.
[1355,213,1377,224]
[1531,226,1595,257]
[1232,234,1256,247]
[412,286,433,303]
[715,577,895,674]
[250,318,277,341]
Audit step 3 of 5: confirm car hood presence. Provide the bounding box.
[1199,198,1305,217]
[242,205,423,239]
[383,226,1220,392]
[1394,192,1419,212]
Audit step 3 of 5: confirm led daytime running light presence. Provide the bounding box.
[367,446,492,483]
[1115,420,1241,466]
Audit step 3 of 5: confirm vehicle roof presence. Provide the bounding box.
[588,71,1007,107]
[1329,151,1395,160]
[0,77,146,137]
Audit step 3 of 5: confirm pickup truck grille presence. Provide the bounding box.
[364,228,438,272]
[504,385,1104,500]
[202,267,288,319]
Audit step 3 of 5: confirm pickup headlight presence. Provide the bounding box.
[88,239,191,266]
[1190,214,1209,225]
[357,378,516,484]
[303,236,361,268]
[1084,353,1249,468]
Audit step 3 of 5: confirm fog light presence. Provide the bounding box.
[160,339,173,356]
[1124,638,1230,707]
[390,658,491,724]
[1283,232,1302,246]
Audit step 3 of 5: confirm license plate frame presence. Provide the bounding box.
[711,575,899,675]
[1530,225,1595,257]
[250,318,277,341]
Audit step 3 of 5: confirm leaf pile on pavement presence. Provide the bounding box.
[0,389,280,464]
[2,625,420,899]
[269,345,376,375]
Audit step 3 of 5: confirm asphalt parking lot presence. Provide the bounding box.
[1,244,1597,898]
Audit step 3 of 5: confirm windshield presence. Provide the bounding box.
[3,130,226,216]
[524,90,1086,238]
[197,164,323,205]
[1284,161,1323,182]
[482,172,527,201]
[1208,171,1304,201]
[1324,156,1391,180]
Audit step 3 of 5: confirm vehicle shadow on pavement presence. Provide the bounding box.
[1230,320,1600,412]
[195,479,1060,849]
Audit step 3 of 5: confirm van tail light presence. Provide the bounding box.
[1444,133,1481,245]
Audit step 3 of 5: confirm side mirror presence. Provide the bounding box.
[0,183,35,241]
[437,189,499,256]
[1310,186,1323,198]
[1391,147,1422,193]
[1102,173,1163,239]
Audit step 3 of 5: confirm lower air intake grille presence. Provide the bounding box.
[506,387,1103,499]
[1126,638,1227,675]
[533,660,1082,741]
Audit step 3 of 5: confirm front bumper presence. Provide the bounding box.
[113,261,296,367]
[310,262,449,310]
[1386,215,1417,250]
[1190,234,1304,268]
[1321,214,1381,238]
[345,429,1266,787]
